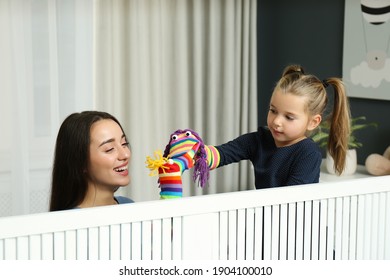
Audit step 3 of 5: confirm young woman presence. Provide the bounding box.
[49,111,134,211]
[209,64,351,189]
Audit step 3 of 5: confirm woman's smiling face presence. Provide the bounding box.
[87,119,131,190]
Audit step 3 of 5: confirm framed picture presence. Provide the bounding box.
[343,0,390,100]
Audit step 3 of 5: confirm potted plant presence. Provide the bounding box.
[312,116,377,175]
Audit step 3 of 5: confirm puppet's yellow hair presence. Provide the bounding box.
[145,150,169,176]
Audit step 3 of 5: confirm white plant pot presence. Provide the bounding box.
[326,149,357,175]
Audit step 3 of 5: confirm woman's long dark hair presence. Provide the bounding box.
[49,111,126,211]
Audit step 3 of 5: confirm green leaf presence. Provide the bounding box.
[312,115,378,149]
[312,131,328,142]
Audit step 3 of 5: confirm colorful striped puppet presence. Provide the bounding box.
[146,129,220,199]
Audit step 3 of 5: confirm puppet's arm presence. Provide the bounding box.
[204,145,220,170]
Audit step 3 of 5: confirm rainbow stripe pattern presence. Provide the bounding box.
[147,129,221,199]
[158,134,201,199]
[159,161,183,199]
[205,145,220,170]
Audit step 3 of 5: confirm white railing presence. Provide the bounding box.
[0,176,389,260]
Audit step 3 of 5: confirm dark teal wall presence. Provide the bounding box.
[257,0,390,164]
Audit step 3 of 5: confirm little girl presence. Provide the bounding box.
[209,64,351,189]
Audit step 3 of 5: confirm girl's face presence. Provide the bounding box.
[87,119,130,190]
[267,90,320,147]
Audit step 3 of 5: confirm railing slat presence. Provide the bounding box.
[287,203,296,260]
[29,235,41,260]
[319,199,327,260]
[271,205,280,260]
[304,201,312,260]
[87,227,99,260]
[76,229,88,260]
[326,198,335,260]
[263,206,272,260]
[162,218,171,260]
[254,207,263,260]
[349,196,358,260]
[334,197,343,260]
[377,192,387,259]
[295,202,304,260]
[65,230,76,260]
[98,226,110,260]
[312,200,320,260]
[364,194,373,259]
[356,195,365,260]
[4,238,17,260]
[17,236,29,260]
[41,233,53,260]
[141,220,152,260]
[385,192,390,260]
[0,240,3,260]
[110,224,121,260]
[245,208,255,260]
[152,219,162,260]
[53,232,65,260]
[371,193,380,259]
[131,222,142,260]
[279,204,288,260]
[120,223,131,259]
[219,211,228,260]
[237,209,246,260]
[228,210,237,260]
[172,217,181,260]
[341,197,351,259]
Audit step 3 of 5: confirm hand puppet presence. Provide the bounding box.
[146,129,220,199]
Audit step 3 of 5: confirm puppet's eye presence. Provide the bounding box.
[171,135,178,140]
[185,131,192,137]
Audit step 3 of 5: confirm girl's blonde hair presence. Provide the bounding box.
[274,65,351,175]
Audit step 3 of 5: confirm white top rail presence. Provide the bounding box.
[0,176,389,239]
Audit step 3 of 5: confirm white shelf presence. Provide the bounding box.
[319,159,372,182]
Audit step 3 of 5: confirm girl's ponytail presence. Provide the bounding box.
[326,78,351,175]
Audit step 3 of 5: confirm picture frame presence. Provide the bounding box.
[343,0,390,100]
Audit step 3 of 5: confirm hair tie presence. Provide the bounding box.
[322,79,329,88]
